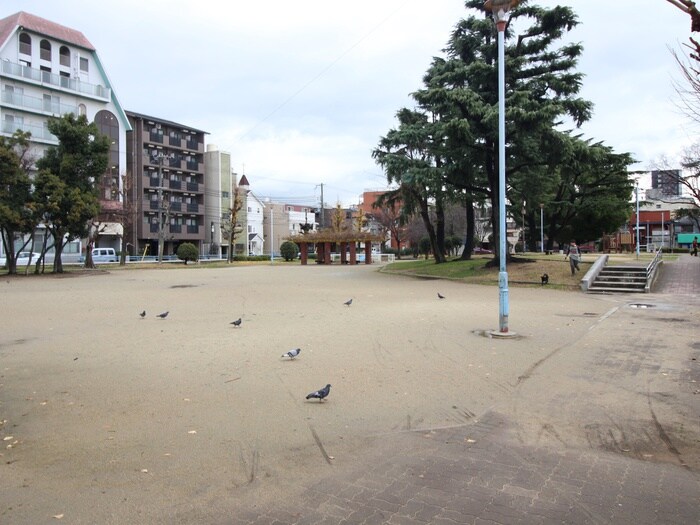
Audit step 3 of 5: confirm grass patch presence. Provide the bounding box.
[382,254,595,290]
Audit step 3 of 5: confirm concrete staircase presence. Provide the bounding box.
[587,265,648,293]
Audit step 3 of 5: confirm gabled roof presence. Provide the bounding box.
[0,11,95,51]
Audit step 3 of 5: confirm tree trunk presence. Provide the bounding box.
[460,197,475,260]
[51,229,66,273]
[435,199,446,262]
[418,197,445,264]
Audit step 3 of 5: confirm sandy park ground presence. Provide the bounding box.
[0,262,697,523]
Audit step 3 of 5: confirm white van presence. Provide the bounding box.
[91,247,118,263]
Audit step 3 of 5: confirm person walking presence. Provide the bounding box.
[692,236,698,257]
[565,241,581,275]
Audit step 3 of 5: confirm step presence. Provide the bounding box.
[596,274,647,283]
[589,283,646,290]
[587,286,646,293]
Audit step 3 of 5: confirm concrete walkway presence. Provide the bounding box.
[235,255,700,525]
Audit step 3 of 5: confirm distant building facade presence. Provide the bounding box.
[650,169,682,197]
[264,202,317,256]
[204,144,236,258]
[125,111,207,257]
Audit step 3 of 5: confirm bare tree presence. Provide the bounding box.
[371,205,406,257]
[221,185,243,263]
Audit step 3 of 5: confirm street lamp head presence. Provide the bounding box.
[484,0,519,23]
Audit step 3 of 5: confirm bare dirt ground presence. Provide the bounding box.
[0,263,697,524]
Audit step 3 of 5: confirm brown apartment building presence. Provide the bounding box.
[125,111,207,258]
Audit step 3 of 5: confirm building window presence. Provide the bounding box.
[59,46,70,67]
[247,207,252,212]
[40,39,51,61]
[222,191,229,198]
[95,110,120,192]
[79,57,88,73]
[19,33,31,55]
[78,103,86,116]
[43,94,59,113]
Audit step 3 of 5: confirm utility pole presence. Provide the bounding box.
[316,183,324,228]
[270,206,274,263]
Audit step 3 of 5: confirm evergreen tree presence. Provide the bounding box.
[0,131,36,274]
[35,114,109,273]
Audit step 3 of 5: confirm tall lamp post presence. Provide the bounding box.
[485,0,518,334]
[539,203,544,253]
[635,181,640,259]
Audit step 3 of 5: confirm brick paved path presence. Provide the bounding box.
[236,413,699,525]
[656,253,700,296]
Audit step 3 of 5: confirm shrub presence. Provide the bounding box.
[419,237,431,259]
[280,241,300,261]
[176,242,199,264]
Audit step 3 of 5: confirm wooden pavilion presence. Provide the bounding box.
[287,230,384,265]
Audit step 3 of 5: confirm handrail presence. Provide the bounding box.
[646,248,663,278]
[644,248,663,292]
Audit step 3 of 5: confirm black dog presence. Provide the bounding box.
[541,273,549,285]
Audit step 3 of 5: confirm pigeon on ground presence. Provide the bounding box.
[541,273,549,286]
[282,348,301,359]
[306,384,331,402]
[343,299,353,306]
[231,318,242,327]
[140,310,146,318]
[157,311,169,319]
[437,292,445,299]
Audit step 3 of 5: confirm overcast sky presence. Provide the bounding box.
[4,1,694,205]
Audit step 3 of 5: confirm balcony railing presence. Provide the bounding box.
[170,202,182,212]
[168,179,182,190]
[186,203,201,213]
[1,121,57,142]
[186,182,200,192]
[149,132,163,144]
[186,161,200,171]
[1,91,78,116]
[170,224,182,233]
[187,225,200,234]
[1,61,110,100]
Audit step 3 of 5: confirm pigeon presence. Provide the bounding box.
[437,292,445,299]
[343,299,353,306]
[157,311,169,319]
[231,318,242,327]
[139,310,146,318]
[541,273,549,286]
[282,348,301,359]
[306,384,331,402]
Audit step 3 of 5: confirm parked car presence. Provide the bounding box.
[90,247,118,263]
[0,251,42,267]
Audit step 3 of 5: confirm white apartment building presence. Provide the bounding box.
[0,11,131,258]
[238,175,265,256]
